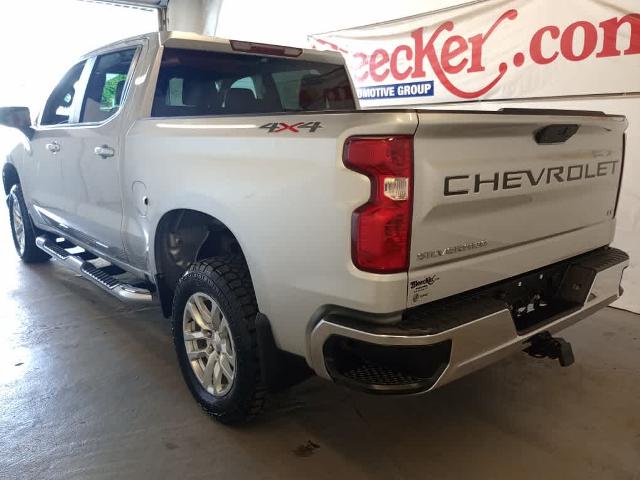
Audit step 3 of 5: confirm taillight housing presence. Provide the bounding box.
[343,136,413,273]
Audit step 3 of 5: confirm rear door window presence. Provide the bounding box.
[152,47,355,117]
[80,48,137,124]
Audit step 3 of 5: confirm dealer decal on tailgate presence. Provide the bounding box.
[410,274,440,303]
[260,121,323,133]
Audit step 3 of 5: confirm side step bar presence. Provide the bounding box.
[36,235,154,305]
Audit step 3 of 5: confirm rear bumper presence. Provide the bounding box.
[308,247,629,394]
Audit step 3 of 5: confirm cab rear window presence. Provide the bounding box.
[151,47,355,117]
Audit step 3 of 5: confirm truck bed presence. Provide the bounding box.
[126,107,626,356]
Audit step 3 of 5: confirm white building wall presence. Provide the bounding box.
[166,0,223,36]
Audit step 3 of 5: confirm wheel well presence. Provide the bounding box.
[2,163,19,194]
[154,209,245,317]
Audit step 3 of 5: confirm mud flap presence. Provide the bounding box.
[256,313,313,392]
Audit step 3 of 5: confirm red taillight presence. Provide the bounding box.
[343,136,413,274]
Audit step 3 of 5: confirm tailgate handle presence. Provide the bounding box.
[534,124,579,145]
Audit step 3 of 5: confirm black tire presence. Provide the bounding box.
[7,184,50,263]
[172,257,266,424]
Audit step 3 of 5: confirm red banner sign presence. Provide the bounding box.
[310,0,640,105]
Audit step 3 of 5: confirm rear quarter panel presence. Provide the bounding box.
[124,111,418,357]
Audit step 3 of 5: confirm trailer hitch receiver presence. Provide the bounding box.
[524,331,575,367]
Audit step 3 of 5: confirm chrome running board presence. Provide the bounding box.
[36,235,154,305]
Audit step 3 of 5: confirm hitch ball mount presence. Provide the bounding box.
[524,331,575,367]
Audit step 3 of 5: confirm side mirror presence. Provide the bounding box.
[0,106,34,140]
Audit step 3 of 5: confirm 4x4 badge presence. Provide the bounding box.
[260,121,323,133]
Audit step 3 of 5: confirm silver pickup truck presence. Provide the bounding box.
[1,31,629,424]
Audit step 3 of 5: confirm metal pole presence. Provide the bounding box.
[157,6,168,31]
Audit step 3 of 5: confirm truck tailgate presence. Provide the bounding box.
[408,111,627,307]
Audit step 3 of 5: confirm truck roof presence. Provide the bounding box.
[80,30,345,65]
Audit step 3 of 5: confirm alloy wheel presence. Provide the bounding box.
[11,195,25,255]
[182,292,236,396]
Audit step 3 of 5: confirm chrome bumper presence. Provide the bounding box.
[309,248,629,393]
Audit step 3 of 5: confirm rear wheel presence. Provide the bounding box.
[8,184,50,263]
[172,257,266,424]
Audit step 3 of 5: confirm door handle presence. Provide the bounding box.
[94,145,115,159]
[45,141,60,154]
